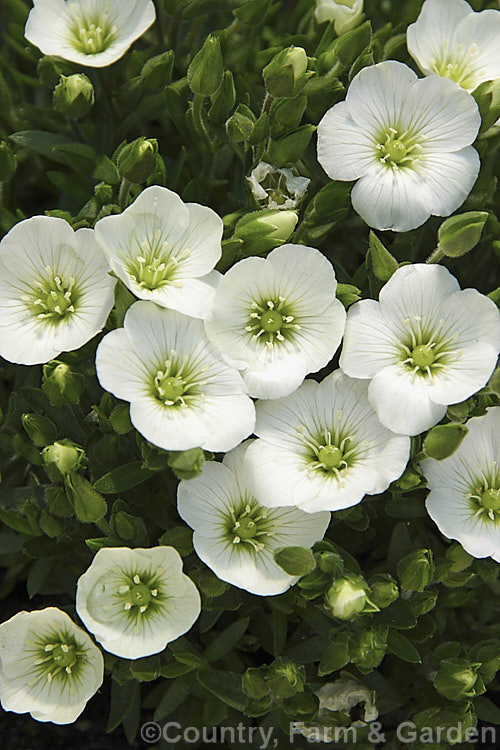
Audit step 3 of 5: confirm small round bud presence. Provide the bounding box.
[21,413,58,447]
[42,361,86,405]
[53,74,95,119]
[117,137,158,183]
[42,440,85,476]
[325,574,369,620]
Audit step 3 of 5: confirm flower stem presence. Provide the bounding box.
[426,247,445,264]
[118,178,131,210]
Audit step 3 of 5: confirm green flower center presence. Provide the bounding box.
[34,632,86,682]
[229,501,274,552]
[400,317,451,377]
[126,230,191,292]
[245,297,300,347]
[68,5,118,55]
[411,345,435,369]
[469,479,500,522]
[153,350,206,408]
[300,429,357,476]
[431,44,479,90]
[260,309,283,333]
[377,127,419,169]
[31,275,77,321]
[118,574,159,615]
[318,445,343,470]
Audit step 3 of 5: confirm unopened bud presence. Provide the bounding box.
[42,440,85,476]
[325,574,370,620]
[369,574,399,609]
[187,34,224,96]
[21,413,58,447]
[423,422,468,460]
[397,548,434,592]
[263,47,309,98]
[434,658,481,701]
[117,138,158,184]
[53,74,94,119]
[315,0,364,36]
[234,208,298,256]
[437,211,488,258]
[42,361,85,405]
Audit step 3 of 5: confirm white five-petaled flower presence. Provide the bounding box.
[0,216,115,366]
[407,0,500,93]
[247,163,310,211]
[315,0,364,36]
[243,371,410,514]
[317,60,481,232]
[76,546,201,659]
[340,264,500,437]
[177,442,331,596]
[0,607,103,725]
[205,244,346,400]
[95,186,223,320]
[96,300,255,452]
[422,408,500,561]
[25,0,156,68]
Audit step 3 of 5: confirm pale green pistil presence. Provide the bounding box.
[35,638,85,681]
[377,128,418,169]
[126,231,191,292]
[318,445,343,470]
[431,42,480,90]
[32,275,76,320]
[245,296,300,347]
[68,6,118,55]
[411,345,435,369]
[230,503,272,551]
[153,351,205,407]
[470,482,500,522]
[118,574,158,615]
[156,374,186,402]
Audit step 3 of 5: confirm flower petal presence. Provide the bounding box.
[317,101,377,181]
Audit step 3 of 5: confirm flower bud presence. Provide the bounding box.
[315,0,364,36]
[168,448,206,480]
[247,162,310,210]
[208,70,236,124]
[234,208,298,256]
[397,548,434,592]
[336,283,361,308]
[225,103,256,142]
[140,50,174,92]
[0,142,16,182]
[53,74,95,119]
[350,627,387,673]
[21,413,58,447]
[117,138,158,184]
[437,211,488,258]
[187,34,224,96]
[94,182,114,204]
[263,47,309,98]
[316,550,344,576]
[395,464,423,491]
[266,658,306,698]
[42,440,85,476]
[325,574,370,620]
[434,658,481,701]
[369,574,399,609]
[423,422,468,460]
[473,78,500,132]
[243,668,270,699]
[42,361,85,405]
[367,231,398,282]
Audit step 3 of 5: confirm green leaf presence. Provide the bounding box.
[94,462,156,494]
[0,508,36,536]
[318,636,350,676]
[10,130,74,163]
[387,629,422,664]
[154,681,190,722]
[474,695,500,723]
[367,231,398,282]
[107,680,141,733]
[204,617,250,662]
[197,670,247,712]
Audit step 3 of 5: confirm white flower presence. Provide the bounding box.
[422,408,500,561]
[317,60,481,232]
[315,0,364,36]
[247,163,310,210]
[95,186,223,320]
[177,442,330,596]
[205,244,346,400]
[0,216,115,365]
[407,0,500,93]
[0,607,103,725]
[25,0,156,68]
[340,264,500,437]
[243,371,410,514]
[76,546,201,659]
[96,300,255,452]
